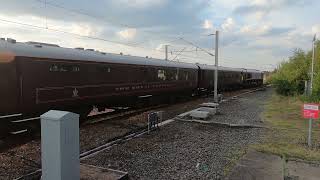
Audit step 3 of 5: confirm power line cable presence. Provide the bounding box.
[170,48,208,53]
[34,0,196,41]
[179,37,215,57]
[171,47,187,61]
[0,18,166,53]
[8,0,208,57]
[2,1,231,63]
[33,0,188,53]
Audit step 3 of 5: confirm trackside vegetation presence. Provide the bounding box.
[253,93,320,162]
[271,41,320,97]
[254,40,320,162]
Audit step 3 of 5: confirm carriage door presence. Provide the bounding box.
[0,57,19,114]
[196,66,202,89]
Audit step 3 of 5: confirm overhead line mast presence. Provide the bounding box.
[208,31,219,103]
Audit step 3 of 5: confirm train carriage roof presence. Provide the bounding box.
[245,69,263,73]
[196,64,245,72]
[0,40,198,69]
[0,39,263,73]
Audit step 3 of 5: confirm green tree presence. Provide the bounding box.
[271,40,320,97]
[271,49,310,96]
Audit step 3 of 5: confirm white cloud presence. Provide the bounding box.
[234,0,311,22]
[221,18,235,31]
[253,11,267,21]
[240,25,251,33]
[112,0,167,8]
[117,28,137,39]
[202,19,213,29]
[312,25,320,35]
[0,0,318,71]
[69,23,100,37]
[240,24,270,35]
[252,0,268,6]
[156,44,166,51]
[0,14,103,40]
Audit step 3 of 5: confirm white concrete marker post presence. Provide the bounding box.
[41,110,80,180]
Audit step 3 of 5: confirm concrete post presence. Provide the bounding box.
[308,118,313,147]
[214,30,219,103]
[165,45,168,60]
[41,110,80,180]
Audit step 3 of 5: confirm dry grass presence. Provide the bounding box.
[223,148,247,176]
[252,91,320,162]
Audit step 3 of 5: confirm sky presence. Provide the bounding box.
[0,0,319,71]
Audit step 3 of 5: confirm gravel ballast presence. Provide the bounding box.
[0,88,270,179]
[0,97,210,179]
[82,89,272,180]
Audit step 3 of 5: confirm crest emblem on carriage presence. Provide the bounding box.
[72,88,79,97]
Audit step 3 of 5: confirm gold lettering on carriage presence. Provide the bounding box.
[72,88,79,97]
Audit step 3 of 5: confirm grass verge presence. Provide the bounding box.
[252,90,320,162]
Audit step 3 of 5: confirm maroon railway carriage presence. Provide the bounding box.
[0,39,198,133]
[0,38,264,135]
[197,65,264,93]
[197,64,250,93]
[242,69,264,86]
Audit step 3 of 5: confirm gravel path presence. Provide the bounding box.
[82,88,272,180]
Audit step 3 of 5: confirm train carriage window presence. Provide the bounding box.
[158,69,166,81]
[49,64,59,72]
[97,66,111,73]
[49,64,80,72]
[72,66,80,72]
[176,68,179,80]
[60,65,69,72]
[166,69,177,81]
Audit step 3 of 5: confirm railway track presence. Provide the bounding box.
[1,86,267,151]
[1,98,192,152]
[85,104,167,125]
[13,86,268,180]
[81,86,268,158]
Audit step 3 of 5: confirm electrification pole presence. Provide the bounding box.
[214,31,219,103]
[165,45,168,60]
[308,34,317,148]
[311,35,316,93]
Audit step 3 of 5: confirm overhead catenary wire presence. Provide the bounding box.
[34,0,196,41]
[169,51,231,64]
[0,18,167,53]
[2,18,219,63]
[3,1,262,68]
[172,53,206,60]
[179,37,215,57]
[35,0,131,28]
[5,0,221,62]
[171,49,206,53]
[171,47,187,61]
[14,0,191,54]
[2,18,218,63]
[2,1,186,53]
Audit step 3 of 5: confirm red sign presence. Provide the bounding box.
[303,104,319,119]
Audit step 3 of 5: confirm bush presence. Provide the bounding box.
[271,40,320,98]
[272,79,304,96]
[271,49,309,96]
